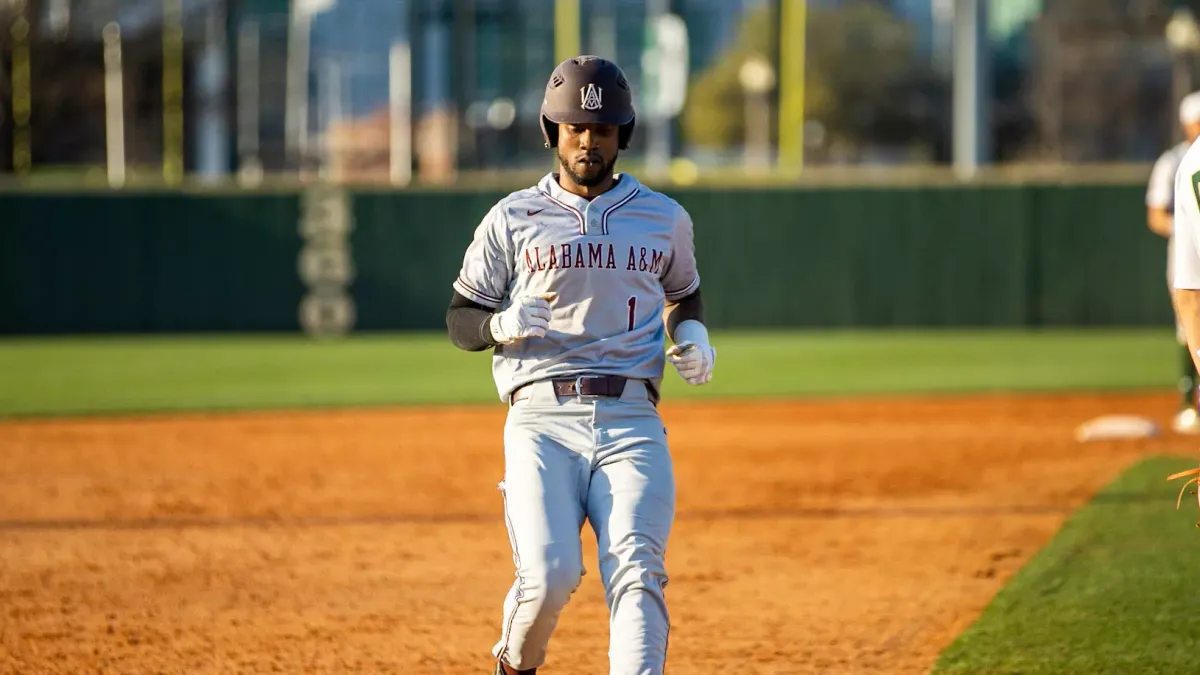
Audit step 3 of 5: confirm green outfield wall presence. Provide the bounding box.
[0,192,303,333]
[0,182,1170,334]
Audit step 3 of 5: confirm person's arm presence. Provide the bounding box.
[1148,206,1173,239]
[663,288,705,342]
[1148,151,1179,238]
[446,291,500,352]
[446,202,546,352]
[445,290,555,352]
[660,209,714,385]
[663,287,711,355]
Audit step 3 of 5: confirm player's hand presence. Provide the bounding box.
[490,292,557,344]
[666,341,716,385]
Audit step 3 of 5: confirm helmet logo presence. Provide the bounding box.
[580,83,603,111]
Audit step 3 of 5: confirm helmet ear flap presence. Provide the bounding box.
[618,119,635,150]
[542,116,558,148]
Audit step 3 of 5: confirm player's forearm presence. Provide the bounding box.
[446,292,500,352]
[1178,290,1200,373]
[446,305,497,351]
[1149,208,1174,238]
[663,288,706,343]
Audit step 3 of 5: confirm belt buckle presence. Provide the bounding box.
[573,374,604,400]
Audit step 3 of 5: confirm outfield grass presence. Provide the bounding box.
[0,328,1180,418]
[933,456,1200,675]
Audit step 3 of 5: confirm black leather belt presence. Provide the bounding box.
[509,375,656,405]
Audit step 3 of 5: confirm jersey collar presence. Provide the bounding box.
[538,171,640,213]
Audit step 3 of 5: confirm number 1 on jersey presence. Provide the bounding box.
[627,296,636,331]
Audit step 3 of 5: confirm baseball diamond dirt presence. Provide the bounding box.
[0,391,1186,674]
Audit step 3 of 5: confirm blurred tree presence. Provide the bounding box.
[681,0,948,163]
[680,3,775,154]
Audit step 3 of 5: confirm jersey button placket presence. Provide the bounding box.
[582,203,595,237]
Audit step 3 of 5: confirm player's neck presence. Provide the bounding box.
[557,173,616,200]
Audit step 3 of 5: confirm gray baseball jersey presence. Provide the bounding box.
[452,172,699,402]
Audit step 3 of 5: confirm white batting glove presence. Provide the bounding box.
[666,319,716,386]
[667,341,716,385]
[490,292,556,345]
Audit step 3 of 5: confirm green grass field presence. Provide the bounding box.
[934,456,1200,675]
[0,327,1181,418]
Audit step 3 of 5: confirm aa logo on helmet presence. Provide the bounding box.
[581,83,603,111]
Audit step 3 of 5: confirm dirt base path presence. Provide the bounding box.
[0,392,1191,674]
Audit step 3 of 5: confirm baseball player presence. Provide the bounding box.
[1148,91,1200,433]
[445,56,716,675]
[1171,98,1200,396]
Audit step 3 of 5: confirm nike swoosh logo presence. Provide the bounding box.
[527,208,544,216]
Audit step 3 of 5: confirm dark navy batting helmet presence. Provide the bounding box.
[540,56,636,150]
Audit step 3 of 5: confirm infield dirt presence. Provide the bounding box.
[0,391,1188,674]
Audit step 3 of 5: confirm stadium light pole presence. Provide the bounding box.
[317,57,343,182]
[777,0,806,174]
[287,0,336,176]
[103,22,126,188]
[193,2,230,183]
[285,10,312,169]
[237,19,263,185]
[389,41,413,187]
[952,0,990,180]
[554,0,580,64]
[162,0,185,185]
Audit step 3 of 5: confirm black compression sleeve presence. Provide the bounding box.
[665,287,706,342]
[446,291,500,352]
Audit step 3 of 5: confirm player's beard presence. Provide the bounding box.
[557,148,617,188]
